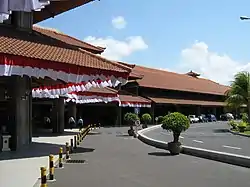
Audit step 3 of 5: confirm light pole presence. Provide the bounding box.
[240,16,250,20]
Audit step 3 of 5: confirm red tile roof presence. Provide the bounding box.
[0,26,131,74]
[131,65,230,96]
[33,0,94,23]
[33,25,104,54]
[149,97,225,106]
[118,90,151,104]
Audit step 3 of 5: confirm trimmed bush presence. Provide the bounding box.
[157,116,164,124]
[124,112,139,126]
[237,121,247,132]
[242,113,248,123]
[141,113,152,124]
[228,120,238,130]
[161,112,190,142]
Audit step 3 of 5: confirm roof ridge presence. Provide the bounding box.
[78,48,132,72]
[33,25,104,52]
[135,64,228,86]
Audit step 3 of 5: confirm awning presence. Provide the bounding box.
[149,97,225,107]
[119,94,151,108]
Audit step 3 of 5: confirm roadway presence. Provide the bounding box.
[145,121,250,156]
[48,127,250,187]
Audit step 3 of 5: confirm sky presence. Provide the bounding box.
[39,0,250,85]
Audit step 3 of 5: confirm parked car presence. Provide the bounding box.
[207,114,217,122]
[198,114,209,123]
[188,115,199,123]
[220,113,234,121]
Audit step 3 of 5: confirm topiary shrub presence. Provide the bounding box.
[237,121,247,132]
[161,112,190,143]
[141,113,152,124]
[241,113,248,123]
[157,116,164,124]
[228,120,238,130]
[124,112,139,126]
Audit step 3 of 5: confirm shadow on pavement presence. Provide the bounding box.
[0,141,95,161]
[88,132,102,135]
[148,152,172,156]
[32,130,78,137]
[116,134,131,137]
[213,129,229,133]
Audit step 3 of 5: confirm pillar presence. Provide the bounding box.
[68,102,76,120]
[197,106,201,116]
[116,106,122,126]
[213,108,217,117]
[150,103,155,124]
[7,76,32,151]
[51,98,64,134]
[175,105,181,112]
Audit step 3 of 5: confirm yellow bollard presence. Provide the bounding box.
[74,135,77,149]
[49,154,55,181]
[77,134,80,145]
[40,167,47,187]
[66,142,70,160]
[59,147,63,168]
[70,138,73,153]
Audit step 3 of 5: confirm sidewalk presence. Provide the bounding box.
[0,129,79,187]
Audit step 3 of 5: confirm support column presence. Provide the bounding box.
[213,108,217,117]
[150,103,155,124]
[52,98,64,134]
[7,76,32,151]
[175,105,181,112]
[197,106,201,116]
[116,106,122,126]
[68,102,76,120]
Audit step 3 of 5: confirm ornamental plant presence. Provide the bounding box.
[241,113,248,123]
[141,113,152,124]
[161,112,190,143]
[157,116,164,124]
[124,112,139,126]
[228,120,238,130]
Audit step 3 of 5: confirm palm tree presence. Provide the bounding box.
[226,71,250,121]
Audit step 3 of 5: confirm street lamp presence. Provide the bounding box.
[240,16,250,20]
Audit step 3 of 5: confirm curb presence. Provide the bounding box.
[137,125,250,168]
[228,129,250,138]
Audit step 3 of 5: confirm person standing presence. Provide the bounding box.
[77,117,83,130]
[68,116,76,129]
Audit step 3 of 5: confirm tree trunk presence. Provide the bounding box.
[173,132,180,143]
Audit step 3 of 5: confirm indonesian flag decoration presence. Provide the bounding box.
[0,0,52,23]
[119,101,151,108]
[64,92,120,104]
[32,79,124,98]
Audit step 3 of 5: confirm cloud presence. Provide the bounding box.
[171,41,250,85]
[84,36,148,61]
[112,16,127,29]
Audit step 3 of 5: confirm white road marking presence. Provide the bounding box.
[193,140,204,143]
[222,145,242,150]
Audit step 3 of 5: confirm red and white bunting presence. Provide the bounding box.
[119,101,151,108]
[1,54,128,95]
[64,91,120,104]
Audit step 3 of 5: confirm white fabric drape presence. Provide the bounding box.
[0,0,50,23]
